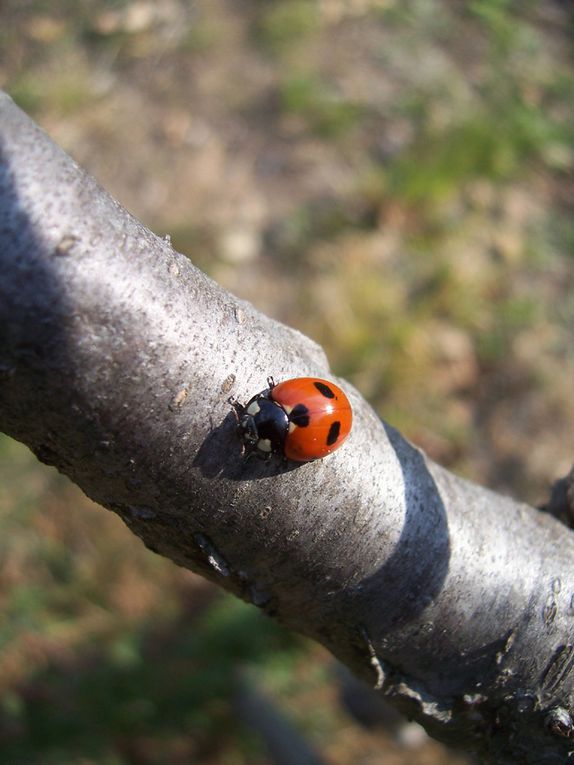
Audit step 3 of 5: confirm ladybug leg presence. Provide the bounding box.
[266,376,276,390]
[228,396,245,420]
[229,397,250,457]
[243,444,256,460]
[243,443,267,462]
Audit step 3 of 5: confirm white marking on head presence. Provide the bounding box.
[247,401,261,416]
[258,439,272,452]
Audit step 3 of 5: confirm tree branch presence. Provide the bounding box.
[1,91,573,764]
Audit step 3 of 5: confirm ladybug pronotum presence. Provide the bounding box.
[231,377,352,462]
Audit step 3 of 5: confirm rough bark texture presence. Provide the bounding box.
[1,92,574,764]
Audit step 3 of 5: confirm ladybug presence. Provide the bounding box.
[231,377,352,462]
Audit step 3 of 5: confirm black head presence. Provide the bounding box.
[239,396,289,458]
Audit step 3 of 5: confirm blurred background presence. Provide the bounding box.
[1,1,574,763]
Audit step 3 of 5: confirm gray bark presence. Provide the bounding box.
[1,91,573,764]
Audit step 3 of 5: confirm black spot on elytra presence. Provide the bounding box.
[326,421,341,445]
[314,381,335,398]
[290,403,310,427]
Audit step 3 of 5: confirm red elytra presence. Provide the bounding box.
[270,377,353,461]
